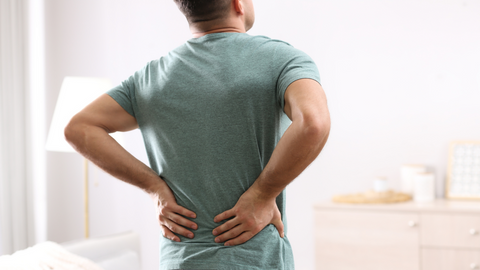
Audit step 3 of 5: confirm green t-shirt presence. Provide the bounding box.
[107,32,320,270]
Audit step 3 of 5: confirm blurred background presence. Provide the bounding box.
[1,0,479,269]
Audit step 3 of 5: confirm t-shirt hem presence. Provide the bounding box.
[106,88,136,117]
[280,75,322,110]
[160,261,283,270]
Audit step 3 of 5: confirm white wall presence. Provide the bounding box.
[44,1,185,270]
[278,1,480,269]
[43,0,480,270]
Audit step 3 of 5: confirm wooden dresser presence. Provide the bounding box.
[314,199,480,270]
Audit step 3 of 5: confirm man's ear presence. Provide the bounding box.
[233,0,245,15]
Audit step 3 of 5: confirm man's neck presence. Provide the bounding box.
[189,18,246,38]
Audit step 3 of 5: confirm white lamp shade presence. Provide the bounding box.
[45,76,119,152]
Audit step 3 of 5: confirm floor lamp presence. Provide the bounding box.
[45,77,114,239]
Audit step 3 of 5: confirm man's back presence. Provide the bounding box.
[107,32,319,269]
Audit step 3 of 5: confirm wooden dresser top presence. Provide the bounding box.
[314,199,480,214]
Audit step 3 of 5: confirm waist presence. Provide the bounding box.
[159,225,293,269]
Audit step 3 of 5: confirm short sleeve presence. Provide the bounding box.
[107,75,137,118]
[276,47,321,110]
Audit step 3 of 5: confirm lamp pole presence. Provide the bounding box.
[84,157,89,238]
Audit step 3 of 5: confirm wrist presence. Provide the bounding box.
[249,179,281,201]
[145,177,167,197]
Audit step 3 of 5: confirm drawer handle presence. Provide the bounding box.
[471,263,478,269]
[408,220,417,227]
[470,229,478,235]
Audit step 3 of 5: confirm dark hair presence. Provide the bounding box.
[174,0,232,23]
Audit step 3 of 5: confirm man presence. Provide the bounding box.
[65,0,330,269]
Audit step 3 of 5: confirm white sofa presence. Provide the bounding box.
[61,231,142,270]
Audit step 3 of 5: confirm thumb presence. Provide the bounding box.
[271,217,285,238]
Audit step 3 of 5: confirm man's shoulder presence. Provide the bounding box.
[248,35,313,62]
[137,33,311,76]
[243,34,294,49]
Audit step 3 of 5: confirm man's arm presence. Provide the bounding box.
[64,94,198,242]
[212,79,330,246]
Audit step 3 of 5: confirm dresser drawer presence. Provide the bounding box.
[421,214,480,248]
[422,248,480,270]
[315,210,420,246]
[315,210,419,270]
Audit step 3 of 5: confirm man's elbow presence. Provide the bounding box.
[64,115,84,148]
[302,113,331,144]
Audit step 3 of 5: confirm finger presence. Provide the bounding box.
[212,217,240,236]
[224,231,255,247]
[162,217,195,239]
[161,225,180,242]
[272,218,285,238]
[214,208,235,223]
[214,224,245,243]
[168,212,198,230]
[172,204,196,219]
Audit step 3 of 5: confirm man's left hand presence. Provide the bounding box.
[212,188,284,246]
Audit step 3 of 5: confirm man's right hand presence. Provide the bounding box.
[149,180,198,242]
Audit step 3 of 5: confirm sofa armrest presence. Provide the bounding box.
[61,231,141,270]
